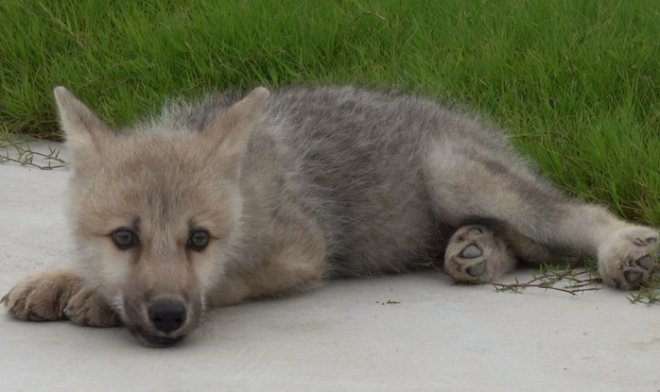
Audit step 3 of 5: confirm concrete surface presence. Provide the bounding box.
[1,142,659,392]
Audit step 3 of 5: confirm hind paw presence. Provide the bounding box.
[598,226,659,290]
[444,225,515,284]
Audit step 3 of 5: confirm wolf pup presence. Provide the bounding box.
[3,86,658,347]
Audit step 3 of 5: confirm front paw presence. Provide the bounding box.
[64,287,119,327]
[2,271,83,321]
[598,226,659,289]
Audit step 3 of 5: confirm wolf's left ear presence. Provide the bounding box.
[54,87,111,165]
[203,87,270,163]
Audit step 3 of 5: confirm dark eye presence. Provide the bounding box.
[187,230,209,251]
[112,229,138,250]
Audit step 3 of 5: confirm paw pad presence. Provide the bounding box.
[636,255,655,270]
[465,227,483,236]
[624,271,643,284]
[460,244,483,259]
[467,261,486,277]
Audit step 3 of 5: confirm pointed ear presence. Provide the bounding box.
[203,87,270,163]
[54,86,111,165]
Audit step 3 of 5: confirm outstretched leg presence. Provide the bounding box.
[424,138,659,289]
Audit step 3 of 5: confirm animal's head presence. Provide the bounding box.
[54,87,269,347]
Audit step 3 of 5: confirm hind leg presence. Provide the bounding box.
[523,203,659,289]
[424,139,659,289]
[444,225,516,283]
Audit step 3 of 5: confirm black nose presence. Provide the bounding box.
[148,300,186,333]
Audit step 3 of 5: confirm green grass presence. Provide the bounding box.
[0,0,658,225]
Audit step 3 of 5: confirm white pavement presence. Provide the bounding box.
[1,142,659,392]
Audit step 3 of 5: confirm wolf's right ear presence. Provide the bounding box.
[201,87,270,176]
[54,87,111,165]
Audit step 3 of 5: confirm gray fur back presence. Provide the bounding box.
[156,86,562,276]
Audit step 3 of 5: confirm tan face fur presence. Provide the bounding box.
[54,87,269,346]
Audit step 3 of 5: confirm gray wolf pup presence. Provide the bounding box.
[3,86,658,347]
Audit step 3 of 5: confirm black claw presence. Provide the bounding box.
[29,313,45,322]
